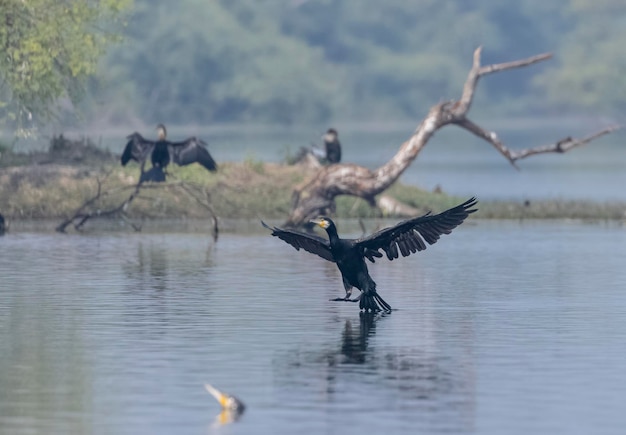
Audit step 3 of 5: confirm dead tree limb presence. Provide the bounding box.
[56,172,221,238]
[56,174,144,233]
[176,181,220,242]
[285,47,620,227]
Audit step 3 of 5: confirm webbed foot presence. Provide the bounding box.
[329,294,362,303]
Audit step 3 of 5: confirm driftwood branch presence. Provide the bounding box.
[457,48,552,119]
[284,47,619,227]
[56,174,144,233]
[456,119,620,167]
[507,125,620,160]
[456,118,519,168]
[176,181,219,242]
[56,174,220,238]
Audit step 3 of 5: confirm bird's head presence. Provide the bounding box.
[323,128,338,143]
[310,216,336,232]
[205,384,245,413]
[156,124,167,140]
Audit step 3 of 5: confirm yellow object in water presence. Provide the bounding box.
[205,384,245,424]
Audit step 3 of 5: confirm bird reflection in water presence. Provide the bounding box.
[276,312,474,431]
[339,311,380,364]
[205,384,245,426]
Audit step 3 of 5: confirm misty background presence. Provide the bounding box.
[68,0,623,131]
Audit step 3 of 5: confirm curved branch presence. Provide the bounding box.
[457,47,552,115]
[455,120,619,164]
[176,182,219,242]
[508,125,620,161]
[456,118,519,169]
[57,172,221,238]
[284,47,618,228]
[56,175,143,233]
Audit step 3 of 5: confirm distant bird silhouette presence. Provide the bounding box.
[290,128,342,166]
[263,198,477,312]
[205,384,245,424]
[121,124,217,182]
[322,128,341,164]
[0,213,5,236]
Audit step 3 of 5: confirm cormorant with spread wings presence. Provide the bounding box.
[121,124,217,182]
[263,197,477,312]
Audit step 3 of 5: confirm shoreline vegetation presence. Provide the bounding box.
[0,136,625,232]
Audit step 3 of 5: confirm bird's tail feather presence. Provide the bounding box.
[140,166,166,183]
[360,291,392,312]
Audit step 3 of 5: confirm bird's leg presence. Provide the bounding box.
[330,289,362,303]
[346,293,362,303]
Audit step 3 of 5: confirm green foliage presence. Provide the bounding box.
[1,0,621,129]
[0,0,130,135]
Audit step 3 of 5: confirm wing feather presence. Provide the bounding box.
[121,132,154,165]
[262,221,334,262]
[364,248,383,263]
[170,137,217,171]
[356,197,478,261]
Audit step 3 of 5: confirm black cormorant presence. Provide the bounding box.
[121,124,217,182]
[323,128,341,164]
[263,197,477,312]
[0,213,5,236]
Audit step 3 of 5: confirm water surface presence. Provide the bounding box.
[1,221,626,434]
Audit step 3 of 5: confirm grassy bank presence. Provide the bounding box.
[1,135,624,225]
[1,160,625,225]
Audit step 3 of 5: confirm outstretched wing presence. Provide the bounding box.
[169,137,217,172]
[121,132,154,166]
[355,197,478,261]
[261,221,335,262]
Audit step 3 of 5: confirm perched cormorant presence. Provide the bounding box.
[263,197,477,312]
[322,128,341,164]
[121,124,217,182]
[0,213,5,236]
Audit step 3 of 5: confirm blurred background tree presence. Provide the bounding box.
[3,0,624,132]
[0,0,129,136]
[532,0,626,113]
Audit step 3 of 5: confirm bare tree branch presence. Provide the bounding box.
[477,52,553,76]
[56,172,221,238]
[176,181,219,242]
[457,47,552,116]
[456,118,519,169]
[284,47,619,227]
[508,125,620,160]
[56,175,144,233]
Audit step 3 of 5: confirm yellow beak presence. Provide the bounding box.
[310,218,328,229]
[205,384,229,408]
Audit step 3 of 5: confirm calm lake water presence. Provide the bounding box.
[1,220,626,434]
